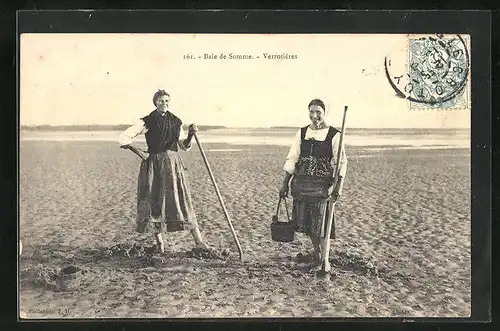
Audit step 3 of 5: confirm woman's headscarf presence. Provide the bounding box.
[308,99,326,112]
[152,89,170,107]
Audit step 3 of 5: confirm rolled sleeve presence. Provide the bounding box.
[119,120,147,147]
[178,126,192,151]
[331,132,348,178]
[283,129,301,174]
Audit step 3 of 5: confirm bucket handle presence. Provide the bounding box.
[275,197,291,222]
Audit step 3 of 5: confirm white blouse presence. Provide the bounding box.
[283,126,348,178]
[119,118,192,151]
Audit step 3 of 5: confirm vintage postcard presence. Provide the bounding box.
[19,31,474,319]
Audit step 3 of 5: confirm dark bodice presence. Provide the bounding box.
[295,126,339,178]
[142,111,182,153]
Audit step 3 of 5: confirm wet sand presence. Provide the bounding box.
[19,140,471,318]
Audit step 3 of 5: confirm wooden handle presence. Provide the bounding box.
[193,133,244,261]
[321,105,348,272]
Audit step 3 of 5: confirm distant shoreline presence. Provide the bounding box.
[19,125,227,132]
[20,125,470,133]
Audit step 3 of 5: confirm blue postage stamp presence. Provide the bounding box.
[384,34,471,110]
[407,35,470,110]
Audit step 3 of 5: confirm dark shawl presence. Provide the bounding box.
[141,110,183,153]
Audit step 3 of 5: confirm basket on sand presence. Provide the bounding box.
[55,265,83,291]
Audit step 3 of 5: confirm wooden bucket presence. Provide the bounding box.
[55,265,82,291]
[270,197,295,243]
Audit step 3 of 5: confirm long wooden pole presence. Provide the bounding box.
[193,133,244,261]
[321,106,348,272]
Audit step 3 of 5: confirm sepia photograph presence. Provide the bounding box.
[18,29,475,319]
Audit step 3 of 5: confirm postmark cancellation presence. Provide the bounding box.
[385,34,471,110]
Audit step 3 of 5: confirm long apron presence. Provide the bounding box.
[292,196,336,239]
[291,126,337,239]
[135,150,198,234]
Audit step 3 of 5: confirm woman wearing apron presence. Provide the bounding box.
[119,89,209,253]
[279,99,347,272]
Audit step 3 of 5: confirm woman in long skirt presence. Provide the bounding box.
[119,89,209,253]
[279,99,347,272]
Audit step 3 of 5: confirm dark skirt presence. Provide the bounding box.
[291,196,335,239]
[135,150,198,234]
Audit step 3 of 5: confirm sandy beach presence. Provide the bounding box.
[19,134,471,319]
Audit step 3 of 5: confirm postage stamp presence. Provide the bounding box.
[385,34,471,110]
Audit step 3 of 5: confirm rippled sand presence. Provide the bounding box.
[19,141,471,318]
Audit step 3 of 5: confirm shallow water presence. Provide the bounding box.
[20,129,470,150]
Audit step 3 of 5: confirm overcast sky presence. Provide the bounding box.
[20,33,470,128]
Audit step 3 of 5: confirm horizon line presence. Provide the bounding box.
[19,124,470,130]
